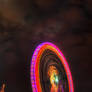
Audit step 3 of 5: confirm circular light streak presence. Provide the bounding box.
[30,42,74,92]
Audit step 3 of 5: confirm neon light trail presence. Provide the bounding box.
[30,42,74,92]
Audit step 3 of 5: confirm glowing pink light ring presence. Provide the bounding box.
[30,42,74,92]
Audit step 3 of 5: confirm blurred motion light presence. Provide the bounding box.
[55,76,59,83]
[30,42,74,92]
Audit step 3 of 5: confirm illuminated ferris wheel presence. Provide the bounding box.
[30,42,74,92]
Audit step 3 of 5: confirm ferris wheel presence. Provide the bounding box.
[30,42,74,92]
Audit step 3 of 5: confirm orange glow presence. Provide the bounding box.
[0,84,5,92]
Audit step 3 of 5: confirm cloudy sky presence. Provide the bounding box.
[0,0,92,92]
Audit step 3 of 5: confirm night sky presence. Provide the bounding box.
[0,0,92,92]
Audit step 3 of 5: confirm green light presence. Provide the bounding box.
[55,76,59,83]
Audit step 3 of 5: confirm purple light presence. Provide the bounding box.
[30,42,74,92]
